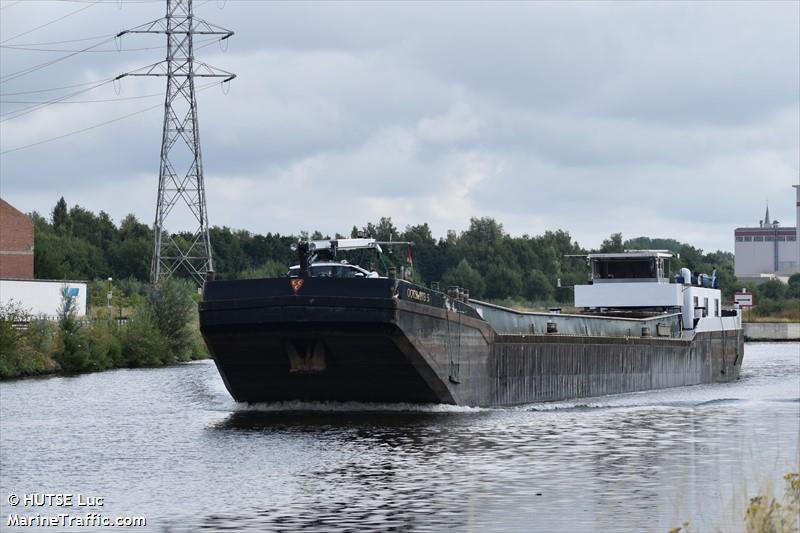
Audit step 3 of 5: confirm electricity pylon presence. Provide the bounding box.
[117,0,234,285]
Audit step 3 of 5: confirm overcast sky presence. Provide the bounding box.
[1,0,798,253]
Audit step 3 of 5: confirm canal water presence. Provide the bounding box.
[1,342,798,532]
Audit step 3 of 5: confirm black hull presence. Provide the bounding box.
[200,278,744,407]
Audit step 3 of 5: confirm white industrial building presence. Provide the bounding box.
[0,198,89,318]
[734,184,800,282]
[0,279,88,319]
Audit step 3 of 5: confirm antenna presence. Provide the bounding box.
[116,0,235,285]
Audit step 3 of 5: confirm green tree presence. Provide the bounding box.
[600,232,624,253]
[442,259,486,298]
[363,217,399,242]
[760,279,787,300]
[52,197,71,236]
[401,223,444,284]
[787,273,800,299]
[484,263,523,299]
[239,260,287,279]
[525,270,555,302]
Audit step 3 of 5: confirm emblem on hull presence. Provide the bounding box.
[290,278,304,294]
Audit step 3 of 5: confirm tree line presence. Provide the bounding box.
[29,197,773,307]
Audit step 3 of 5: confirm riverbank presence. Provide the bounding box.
[744,322,800,341]
[0,280,207,379]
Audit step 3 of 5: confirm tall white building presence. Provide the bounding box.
[734,184,800,281]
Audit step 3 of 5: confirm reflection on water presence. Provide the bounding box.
[1,343,798,532]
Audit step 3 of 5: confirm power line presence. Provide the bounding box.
[0,35,117,84]
[0,81,220,155]
[0,78,113,121]
[46,0,162,3]
[1,35,219,53]
[1,44,164,52]
[2,91,165,104]
[1,78,114,96]
[0,1,100,45]
[0,36,222,85]
[0,34,114,47]
[0,103,163,155]
[0,37,223,98]
[0,1,24,11]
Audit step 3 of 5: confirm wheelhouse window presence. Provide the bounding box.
[289,265,368,278]
[335,266,364,278]
[592,259,657,280]
[310,265,334,277]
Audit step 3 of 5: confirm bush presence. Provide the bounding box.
[2,278,207,379]
[53,288,91,373]
[145,279,197,362]
[53,290,121,373]
[750,298,800,321]
[121,308,170,367]
[759,279,787,300]
[0,301,29,375]
[0,302,61,378]
[55,328,97,373]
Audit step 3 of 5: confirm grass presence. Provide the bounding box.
[743,316,799,324]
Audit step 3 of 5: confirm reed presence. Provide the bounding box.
[669,472,800,533]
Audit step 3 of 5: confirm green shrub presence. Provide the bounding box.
[0,302,29,377]
[750,298,800,321]
[53,288,91,373]
[24,318,57,355]
[121,309,170,367]
[145,279,197,362]
[0,303,60,378]
[3,278,207,379]
[55,327,92,373]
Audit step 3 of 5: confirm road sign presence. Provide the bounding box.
[733,292,755,307]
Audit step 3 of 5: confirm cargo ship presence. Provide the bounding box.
[199,240,743,407]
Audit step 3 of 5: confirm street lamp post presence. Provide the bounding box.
[107,277,113,312]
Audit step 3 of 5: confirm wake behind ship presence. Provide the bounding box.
[199,240,743,407]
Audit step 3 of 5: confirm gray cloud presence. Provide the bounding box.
[1,0,798,254]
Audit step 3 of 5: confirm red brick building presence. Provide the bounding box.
[0,199,34,279]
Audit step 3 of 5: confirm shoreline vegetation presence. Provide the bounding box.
[2,197,799,380]
[670,472,800,533]
[0,279,207,380]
